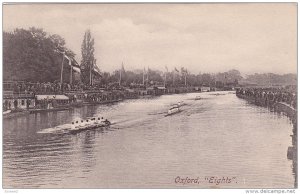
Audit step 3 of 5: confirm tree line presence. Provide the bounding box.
[3,27,296,88]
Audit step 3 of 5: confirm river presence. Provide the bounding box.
[3,91,295,188]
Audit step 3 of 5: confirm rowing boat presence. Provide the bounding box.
[38,117,111,134]
[165,106,181,117]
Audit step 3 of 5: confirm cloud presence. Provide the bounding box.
[3,3,297,74]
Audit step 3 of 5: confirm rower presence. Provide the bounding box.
[91,117,97,125]
[97,117,101,124]
[71,122,75,130]
[80,120,84,127]
[75,121,79,129]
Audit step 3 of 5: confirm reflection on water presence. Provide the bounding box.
[3,92,295,188]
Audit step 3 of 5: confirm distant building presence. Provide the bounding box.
[154,86,166,95]
[146,87,155,95]
[194,87,200,91]
[146,86,166,96]
[200,86,210,92]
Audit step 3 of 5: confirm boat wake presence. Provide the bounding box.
[148,111,167,115]
[37,124,71,134]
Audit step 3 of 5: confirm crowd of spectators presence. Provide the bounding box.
[3,81,109,94]
[236,87,297,109]
[85,91,125,103]
[3,81,155,97]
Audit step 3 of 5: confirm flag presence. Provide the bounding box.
[93,64,101,76]
[121,62,125,72]
[64,54,72,66]
[182,68,188,75]
[165,66,168,72]
[63,53,81,73]
[71,60,81,73]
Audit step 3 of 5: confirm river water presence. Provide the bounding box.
[3,91,295,188]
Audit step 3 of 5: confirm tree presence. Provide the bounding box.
[200,73,215,86]
[81,30,95,85]
[148,69,163,84]
[3,27,75,82]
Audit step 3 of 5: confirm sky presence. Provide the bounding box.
[3,3,297,75]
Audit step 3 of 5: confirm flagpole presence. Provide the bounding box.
[92,61,94,86]
[164,66,168,88]
[119,62,122,86]
[164,72,166,87]
[70,65,73,85]
[172,71,175,86]
[185,68,187,86]
[143,67,145,85]
[60,52,65,90]
[146,66,149,86]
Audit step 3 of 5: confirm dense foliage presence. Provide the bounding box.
[3,27,75,82]
[80,30,96,85]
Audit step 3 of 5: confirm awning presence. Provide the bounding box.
[36,95,69,100]
[157,87,166,90]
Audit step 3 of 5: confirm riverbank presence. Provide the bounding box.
[236,93,297,120]
[3,86,205,118]
[236,92,297,188]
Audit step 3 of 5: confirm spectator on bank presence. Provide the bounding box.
[236,87,297,109]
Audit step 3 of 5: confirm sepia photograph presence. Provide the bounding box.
[2,2,298,191]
